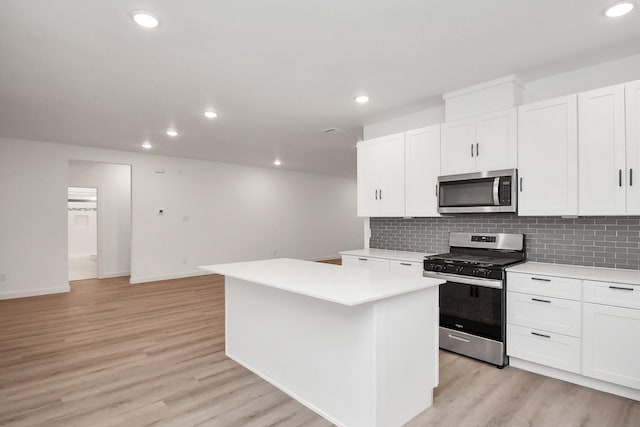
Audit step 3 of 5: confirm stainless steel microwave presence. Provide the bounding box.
[437,169,517,214]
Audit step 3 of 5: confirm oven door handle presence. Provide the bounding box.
[422,271,503,289]
[493,177,500,206]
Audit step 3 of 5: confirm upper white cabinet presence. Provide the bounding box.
[626,80,640,213]
[518,94,578,216]
[578,84,627,215]
[441,108,517,176]
[357,133,405,217]
[405,125,441,217]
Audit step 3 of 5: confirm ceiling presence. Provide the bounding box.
[1,1,639,177]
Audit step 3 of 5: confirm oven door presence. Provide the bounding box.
[438,169,516,214]
[439,280,504,342]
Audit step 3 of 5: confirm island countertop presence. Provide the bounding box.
[200,258,443,307]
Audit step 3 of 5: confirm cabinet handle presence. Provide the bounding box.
[435,184,438,197]
[609,285,634,291]
[519,177,523,192]
[375,189,378,200]
[358,258,368,261]
[619,169,622,187]
[531,277,551,282]
[400,262,412,266]
[471,144,474,157]
[631,169,633,186]
[476,142,479,157]
[379,189,382,199]
[531,298,551,303]
[531,332,551,339]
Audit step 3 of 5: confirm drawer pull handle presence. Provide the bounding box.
[448,334,470,343]
[531,298,551,303]
[531,277,551,282]
[609,285,634,291]
[358,258,368,261]
[531,332,551,339]
[400,262,412,266]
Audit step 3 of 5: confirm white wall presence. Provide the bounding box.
[363,53,640,139]
[68,201,97,256]
[0,137,363,298]
[68,161,131,277]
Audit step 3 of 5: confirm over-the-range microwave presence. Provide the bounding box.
[437,169,517,214]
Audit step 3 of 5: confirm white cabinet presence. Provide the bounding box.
[626,80,640,213]
[357,133,405,217]
[583,281,640,390]
[405,125,441,217]
[518,94,578,216]
[578,84,627,215]
[440,108,517,176]
[341,253,425,277]
[506,271,583,374]
[341,255,390,271]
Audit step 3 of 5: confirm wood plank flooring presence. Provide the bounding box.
[1,262,639,427]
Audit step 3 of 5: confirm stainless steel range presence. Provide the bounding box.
[423,232,525,367]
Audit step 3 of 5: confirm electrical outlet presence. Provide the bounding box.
[0,273,6,282]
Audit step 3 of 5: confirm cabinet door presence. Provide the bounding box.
[583,302,640,390]
[377,133,406,216]
[518,95,578,216]
[357,133,405,217]
[440,119,475,175]
[626,80,640,214]
[357,139,381,217]
[578,84,626,215]
[475,108,517,172]
[405,125,441,217]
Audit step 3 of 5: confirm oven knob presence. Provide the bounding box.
[455,266,464,274]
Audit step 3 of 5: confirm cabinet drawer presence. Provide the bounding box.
[507,292,581,337]
[341,255,390,271]
[389,260,423,276]
[583,280,640,309]
[507,272,582,300]
[507,324,581,373]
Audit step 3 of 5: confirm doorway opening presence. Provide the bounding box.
[68,187,98,280]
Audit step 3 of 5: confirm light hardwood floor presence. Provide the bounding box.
[1,263,638,427]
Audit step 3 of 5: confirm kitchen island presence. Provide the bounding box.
[200,258,443,427]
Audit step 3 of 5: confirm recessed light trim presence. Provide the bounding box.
[274,159,282,166]
[204,111,218,119]
[142,141,152,150]
[605,1,635,17]
[166,129,178,137]
[355,95,370,104]
[132,12,159,29]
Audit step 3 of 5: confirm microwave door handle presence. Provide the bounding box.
[493,177,500,205]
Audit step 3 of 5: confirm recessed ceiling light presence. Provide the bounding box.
[204,111,218,119]
[274,159,281,166]
[355,95,370,104]
[142,141,152,150]
[166,129,178,137]
[605,2,635,17]
[132,12,159,29]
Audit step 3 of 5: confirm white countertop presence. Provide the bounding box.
[340,248,433,263]
[200,258,443,306]
[507,262,640,285]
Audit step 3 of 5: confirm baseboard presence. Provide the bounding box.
[0,285,71,300]
[98,271,130,279]
[129,270,209,284]
[509,357,640,401]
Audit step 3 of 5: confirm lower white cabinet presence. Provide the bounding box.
[507,324,581,373]
[341,255,389,271]
[582,281,640,390]
[507,291,581,337]
[341,253,425,277]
